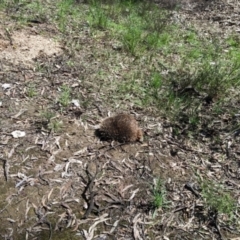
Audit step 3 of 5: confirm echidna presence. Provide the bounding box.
[96,113,143,142]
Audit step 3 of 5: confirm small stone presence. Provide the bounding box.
[11,130,26,138]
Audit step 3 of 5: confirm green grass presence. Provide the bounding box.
[26,83,37,98]
[201,180,236,220]
[40,111,62,132]
[122,27,142,56]
[41,110,56,123]
[56,0,84,32]
[151,178,169,216]
[48,119,63,132]
[58,85,71,107]
[88,1,108,29]
[118,37,240,121]
[2,0,48,24]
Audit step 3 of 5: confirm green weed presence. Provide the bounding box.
[201,180,236,219]
[41,110,56,123]
[89,2,108,29]
[58,85,71,107]
[57,0,76,32]
[39,111,60,132]
[226,35,240,48]
[193,60,240,99]
[188,107,200,128]
[48,119,63,133]
[25,1,47,22]
[4,0,47,23]
[26,83,37,98]
[142,9,170,34]
[151,178,169,216]
[149,51,240,113]
[212,101,224,115]
[144,32,160,50]
[122,27,142,55]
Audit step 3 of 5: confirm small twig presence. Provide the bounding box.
[93,103,104,117]
[33,213,53,240]
[83,191,98,219]
[166,138,209,155]
[38,170,50,186]
[81,166,99,219]
[97,142,127,157]
[0,157,9,181]
[208,209,224,240]
[43,219,53,240]
[184,182,201,198]
[173,206,188,213]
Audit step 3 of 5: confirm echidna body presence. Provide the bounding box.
[97,113,143,142]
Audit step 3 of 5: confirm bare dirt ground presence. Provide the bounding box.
[0,0,240,239]
[0,28,62,65]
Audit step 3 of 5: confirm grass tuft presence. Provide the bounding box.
[89,1,108,29]
[151,178,169,216]
[58,85,71,107]
[201,180,236,219]
[26,83,37,98]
